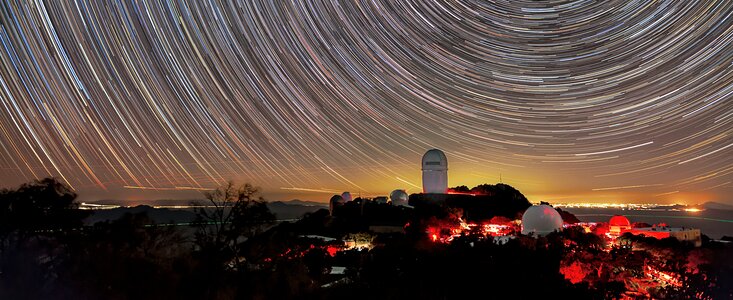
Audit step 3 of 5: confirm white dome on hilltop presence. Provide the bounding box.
[390,189,409,207]
[521,204,563,236]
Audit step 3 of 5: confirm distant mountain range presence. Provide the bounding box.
[266,201,327,219]
[83,199,327,225]
[661,201,733,211]
[700,201,733,211]
[275,199,328,207]
[84,205,197,225]
[89,198,327,207]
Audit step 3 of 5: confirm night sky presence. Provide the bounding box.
[0,1,731,204]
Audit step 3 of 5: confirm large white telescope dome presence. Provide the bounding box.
[422,149,448,194]
[521,204,563,236]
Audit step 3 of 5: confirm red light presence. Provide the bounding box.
[326,245,339,257]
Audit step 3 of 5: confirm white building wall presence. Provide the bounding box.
[422,169,448,194]
[421,149,448,194]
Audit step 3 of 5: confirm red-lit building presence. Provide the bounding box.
[607,215,702,247]
[608,215,631,236]
[627,225,702,247]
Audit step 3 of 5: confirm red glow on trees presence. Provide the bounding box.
[446,190,482,196]
[325,245,339,257]
[425,218,516,243]
[645,265,682,287]
[560,261,589,284]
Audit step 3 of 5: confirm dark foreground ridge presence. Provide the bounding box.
[1,178,732,299]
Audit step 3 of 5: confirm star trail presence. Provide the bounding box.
[0,0,731,203]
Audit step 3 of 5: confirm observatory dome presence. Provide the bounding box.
[521,204,563,236]
[609,215,631,227]
[329,195,346,216]
[389,189,409,207]
[422,149,448,169]
[422,149,448,194]
[608,215,632,235]
[341,192,353,202]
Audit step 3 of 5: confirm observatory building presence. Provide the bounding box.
[626,225,702,247]
[329,195,346,216]
[607,215,702,247]
[422,149,448,194]
[609,215,632,236]
[521,204,563,236]
[341,192,353,202]
[390,189,409,207]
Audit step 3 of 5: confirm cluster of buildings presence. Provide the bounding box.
[328,148,447,215]
[608,215,702,247]
[328,189,409,215]
[327,149,702,246]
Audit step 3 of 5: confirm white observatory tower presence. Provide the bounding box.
[422,149,448,194]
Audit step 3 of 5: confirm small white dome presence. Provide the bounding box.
[341,192,353,202]
[521,204,563,236]
[389,189,409,206]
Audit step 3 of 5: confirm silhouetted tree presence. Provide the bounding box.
[303,247,332,279]
[409,183,531,222]
[0,178,86,243]
[0,177,86,257]
[192,181,275,269]
[556,207,581,224]
[448,185,470,192]
[58,212,187,299]
[0,178,88,298]
[562,226,605,251]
